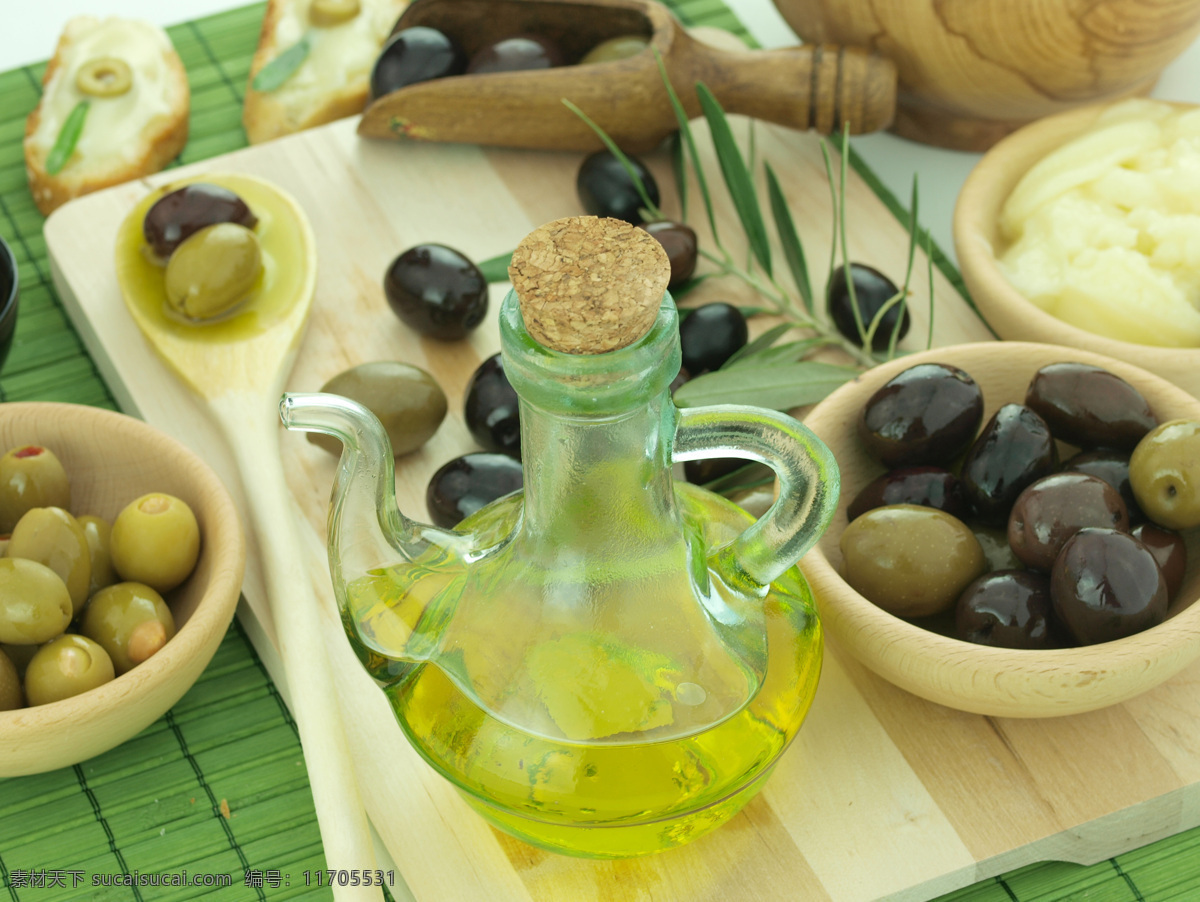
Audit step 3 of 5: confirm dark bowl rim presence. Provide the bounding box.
[0,233,18,323]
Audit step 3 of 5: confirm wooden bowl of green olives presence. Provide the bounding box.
[0,403,245,776]
[801,341,1200,718]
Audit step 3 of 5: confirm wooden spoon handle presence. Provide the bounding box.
[211,392,383,902]
[673,42,897,135]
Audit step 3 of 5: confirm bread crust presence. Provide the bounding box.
[242,0,407,144]
[24,18,190,217]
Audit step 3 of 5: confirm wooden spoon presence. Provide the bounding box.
[114,173,382,902]
[358,0,897,152]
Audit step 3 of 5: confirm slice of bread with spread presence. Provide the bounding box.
[24,17,190,217]
[243,0,408,144]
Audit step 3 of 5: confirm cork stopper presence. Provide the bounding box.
[508,216,671,354]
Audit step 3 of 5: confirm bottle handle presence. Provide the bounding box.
[674,405,840,588]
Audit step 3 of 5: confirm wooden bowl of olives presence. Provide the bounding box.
[0,403,245,776]
[801,341,1200,718]
[954,99,1200,399]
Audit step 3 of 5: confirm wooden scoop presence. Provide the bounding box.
[357,0,897,152]
[115,174,382,902]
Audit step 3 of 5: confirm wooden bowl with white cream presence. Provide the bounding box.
[954,99,1200,399]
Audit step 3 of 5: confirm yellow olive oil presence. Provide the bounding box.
[341,485,823,858]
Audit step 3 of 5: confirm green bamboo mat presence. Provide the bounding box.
[2,3,1200,901]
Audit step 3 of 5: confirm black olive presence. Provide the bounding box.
[464,353,521,458]
[427,453,523,529]
[1063,448,1144,524]
[370,26,465,100]
[383,244,488,341]
[827,262,910,351]
[678,303,748,375]
[858,362,984,468]
[960,403,1058,527]
[955,570,1059,650]
[142,183,257,259]
[467,34,565,74]
[640,221,697,289]
[576,150,659,225]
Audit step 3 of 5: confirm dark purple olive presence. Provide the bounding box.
[640,221,697,289]
[142,183,257,259]
[426,453,523,529]
[847,466,969,522]
[1025,362,1157,451]
[678,303,747,375]
[1063,448,1144,524]
[383,244,488,340]
[1131,523,1187,602]
[370,26,465,100]
[576,150,660,225]
[467,34,564,74]
[955,570,1059,649]
[464,353,520,458]
[1007,472,1129,572]
[858,363,984,468]
[960,404,1057,527]
[827,263,910,351]
[1051,527,1167,644]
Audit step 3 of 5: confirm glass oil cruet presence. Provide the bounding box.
[281,216,840,858]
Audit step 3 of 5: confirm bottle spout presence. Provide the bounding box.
[280,392,460,668]
[281,391,391,463]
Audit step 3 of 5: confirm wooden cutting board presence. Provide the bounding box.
[44,109,1200,902]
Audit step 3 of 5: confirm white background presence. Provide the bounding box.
[6,0,1200,261]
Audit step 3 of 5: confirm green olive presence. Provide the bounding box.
[164,223,262,320]
[82,581,176,674]
[8,507,92,616]
[839,504,987,618]
[24,634,115,706]
[310,0,361,27]
[308,361,448,456]
[75,57,133,98]
[580,35,649,65]
[78,515,117,597]
[0,557,73,644]
[0,445,71,533]
[0,646,22,710]
[110,493,200,593]
[1130,419,1200,530]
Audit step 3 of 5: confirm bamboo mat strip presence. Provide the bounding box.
[0,3,1198,901]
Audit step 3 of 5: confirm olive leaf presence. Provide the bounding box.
[45,100,89,176]
[478,251,514,284]
[252,35,311,93]
[726,338,831,370]
[654,50,720,246]
[670,133,689,224]
[562,100,662,219]
[765,162,813,314]
[694,461,776,495]
[721,322,793,368]
[696,84,771,277]
[673,360,859,410]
